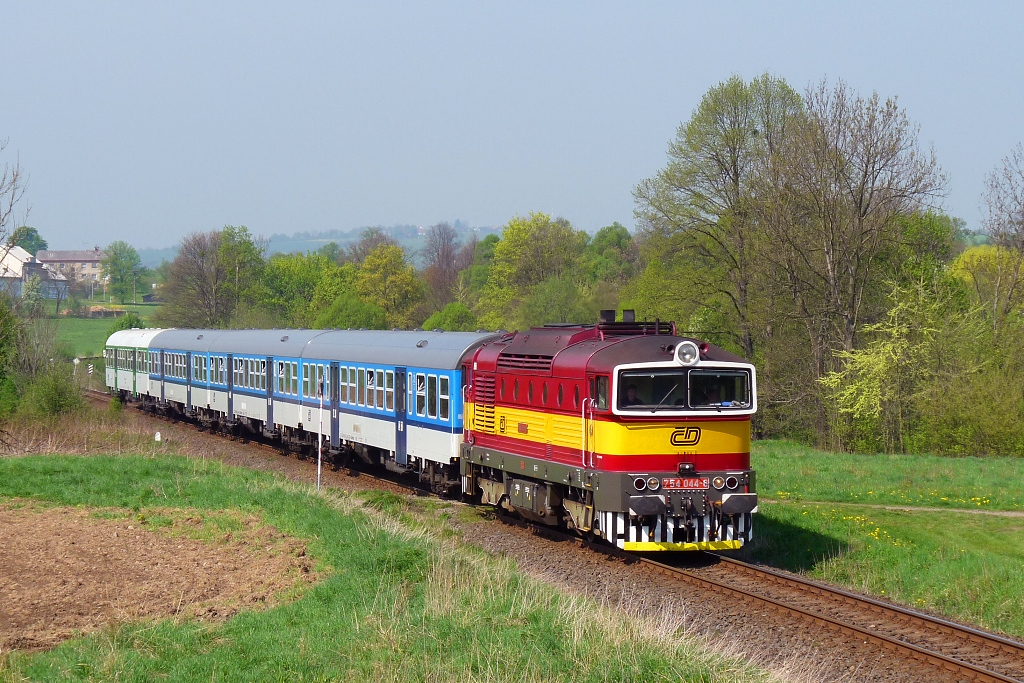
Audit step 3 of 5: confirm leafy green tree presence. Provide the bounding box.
[256,252,338,326]
[634,73,802,359]
[313,291,387,330]
[477,213,586,329]
[582,222,638,284]
[219,226,265,313]
[317,241,344,264]
[8,226,47,255]
[309,262,358,318]
[516,276,596,329]
[106,311,144,338]
[355,244,422,328]
[101,241,143,304]
[19,274,43,317]
[459,233,500,301]
[422,302,478,331]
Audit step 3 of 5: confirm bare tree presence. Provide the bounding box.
[0,139,26,246]
[345,227,397,265]
[979,143,1024,323]
[422,222,460,309]
[761,80,945,371]
[157,231,229,327]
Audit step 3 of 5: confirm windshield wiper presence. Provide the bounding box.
[652,384,678,413]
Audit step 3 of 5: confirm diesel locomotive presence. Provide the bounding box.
[105,313,758,551]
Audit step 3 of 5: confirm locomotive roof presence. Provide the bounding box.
[142,328,500,369]
[475,324,750,377]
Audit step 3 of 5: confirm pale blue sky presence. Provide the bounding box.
[3,2,1022,249]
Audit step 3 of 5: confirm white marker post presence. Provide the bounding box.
[317,377,324,491]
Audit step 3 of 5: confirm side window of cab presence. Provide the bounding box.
[589,376,609,410]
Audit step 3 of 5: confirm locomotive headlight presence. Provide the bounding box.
[647,477,660,491]
[712,476,726,490]
[633,477,648,491]
[725,476,739,490]
[675,341,700,366]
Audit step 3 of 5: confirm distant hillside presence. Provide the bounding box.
[139,222,502,269]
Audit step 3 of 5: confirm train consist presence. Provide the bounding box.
[105,314,758,551]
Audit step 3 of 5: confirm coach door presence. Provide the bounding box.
[159,350,166,403]
[395,367,407,465]
[266,356,274,430]
[330,362,340,448]
[185,352,192,412]
[226,353,234,419]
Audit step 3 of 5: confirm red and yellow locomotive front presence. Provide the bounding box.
[461,321,758,551]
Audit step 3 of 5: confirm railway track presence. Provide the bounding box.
[88,388,1024,682]
[650,554,1024,683]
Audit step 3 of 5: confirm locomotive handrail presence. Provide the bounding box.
[580,398,589,468]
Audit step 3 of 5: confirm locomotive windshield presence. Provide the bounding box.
[617,368,751,411]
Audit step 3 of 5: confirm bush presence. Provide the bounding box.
[19,363,84,418]
[106,311,144,339]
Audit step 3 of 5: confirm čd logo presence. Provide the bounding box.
[670,427,701,446]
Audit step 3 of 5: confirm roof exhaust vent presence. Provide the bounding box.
[622,309,636,323]
[599,309,616,324]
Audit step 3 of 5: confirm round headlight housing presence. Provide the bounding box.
[675,341,700,366]
[725,476,739,490]
[712,476,726,490]
[647,477,661,491]
[633,477,648,491]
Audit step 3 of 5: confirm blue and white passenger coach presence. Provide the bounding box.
[105,328,500,491]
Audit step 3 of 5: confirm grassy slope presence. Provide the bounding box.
[56,304,158,359]
[0,455,767,683]
[753,439,1024,510]
[744,440,1024,636]
[56,318,115,358]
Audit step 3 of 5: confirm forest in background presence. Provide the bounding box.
[5,75,1024,458]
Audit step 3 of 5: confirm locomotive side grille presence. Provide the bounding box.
[475,376,496,434]
[496,353,554,373]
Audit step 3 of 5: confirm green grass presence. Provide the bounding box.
[55,303,159,358]
[753,439,1024,510]
[740,500,1024,637]
[56,318,120,358]
[0,454,769,683]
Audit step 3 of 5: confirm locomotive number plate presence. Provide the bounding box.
[662,477,709,490]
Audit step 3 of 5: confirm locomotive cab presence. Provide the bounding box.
[461,320,759,551]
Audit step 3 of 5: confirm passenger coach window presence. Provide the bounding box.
[416,373,426,416]
[349,367,357,403]
[358,368,366,405]
[376,370,384,409]
[385,370,395,411]
[439,376,450,421]
[290,362,298,395]
[366,369,375,408]
[427,375,438,418]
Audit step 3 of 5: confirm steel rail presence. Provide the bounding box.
[709,553,1024,660]
[638,556,1023,683]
